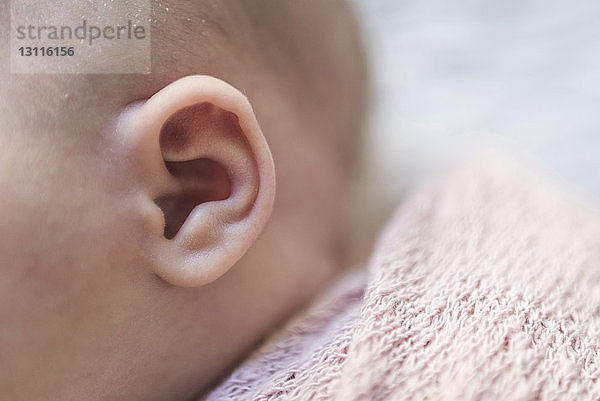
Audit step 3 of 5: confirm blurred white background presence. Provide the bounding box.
[347,0,600,261]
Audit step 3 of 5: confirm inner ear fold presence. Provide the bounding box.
[155,159,231,239]
[155,102,241,240]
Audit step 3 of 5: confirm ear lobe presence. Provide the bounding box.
[121,75,275,287]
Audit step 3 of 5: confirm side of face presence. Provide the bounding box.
[1,75,287,400]
[0,0,361,397]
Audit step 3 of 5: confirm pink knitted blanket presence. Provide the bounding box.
[203,157,600,400]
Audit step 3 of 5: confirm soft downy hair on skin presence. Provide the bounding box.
[154,0,367,164]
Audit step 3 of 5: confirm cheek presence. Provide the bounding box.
[0,139,144,303]
[0,144,155,364]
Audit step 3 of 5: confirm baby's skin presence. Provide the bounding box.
[0,0,366,399]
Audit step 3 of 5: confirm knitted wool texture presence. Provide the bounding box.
[203,157,600,401]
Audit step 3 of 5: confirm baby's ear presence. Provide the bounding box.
[118,75,275,287]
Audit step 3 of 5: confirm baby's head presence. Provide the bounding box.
[0,1,365,399]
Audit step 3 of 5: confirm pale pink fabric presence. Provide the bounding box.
[203,157,600,401]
